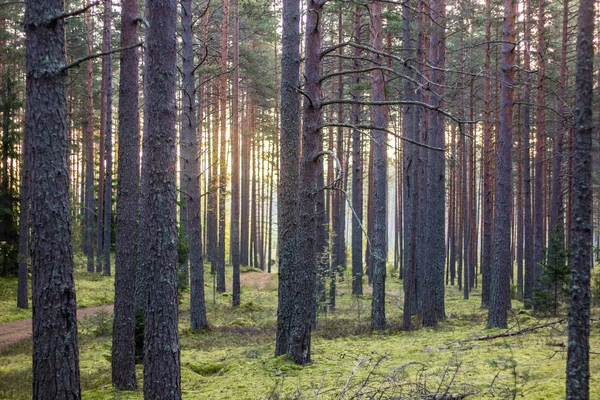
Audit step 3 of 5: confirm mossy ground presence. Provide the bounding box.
[1,264,599,399]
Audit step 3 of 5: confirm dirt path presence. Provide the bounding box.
[0,304,114,351]
[240,271,275,290]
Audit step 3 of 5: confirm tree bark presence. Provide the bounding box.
[140,0,181,397]
[112,0,140,389]
[275,0,301,357]
[17,103,29,309]
[84,9,95,274]
[487,0,515,329]
[566,0,594,397]
[102,0,113,277]
[25,0,81,396]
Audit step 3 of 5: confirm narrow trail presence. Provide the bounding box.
[0,304,114,351]
[0,271,275,351]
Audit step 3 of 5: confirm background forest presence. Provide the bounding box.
[0,0,599,398]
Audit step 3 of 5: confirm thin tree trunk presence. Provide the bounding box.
[85,9,95,273]
[102,0,113,277]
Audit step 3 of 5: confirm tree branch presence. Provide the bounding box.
[61,41,144,72]
[49,0,105,25]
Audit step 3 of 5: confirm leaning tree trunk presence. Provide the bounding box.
[25,0,81,397]
[140,0,181,398]
[487,0,515,329]
[112,0,140,390]
[566,0,594,397]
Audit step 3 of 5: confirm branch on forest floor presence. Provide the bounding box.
[61,41,143,72]
[443,319,566,346]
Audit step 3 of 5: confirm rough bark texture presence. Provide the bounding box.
[231,0,241,306]
[25,0,81,397]
[288,0,324,364]
[140,0,181,397]
[102,0,113,277]
[275,0,300,357]
[487,0,515,329]
[423,0,446,326]
[181,0,207,329]
[370,0,387,331]
[566,0,594,397]
[350,6,363,297]
[111,0,140,390]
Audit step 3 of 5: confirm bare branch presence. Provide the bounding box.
[61,41,144,72]
[49,0,104,25]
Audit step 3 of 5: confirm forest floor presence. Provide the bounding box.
[1,264,600,399]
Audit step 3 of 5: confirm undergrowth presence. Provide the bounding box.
[0,264,599,399]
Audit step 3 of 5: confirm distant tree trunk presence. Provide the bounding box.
[487,0,515,329]
[240,100,250,265]
[423,0,446,326]
[85,9,95,273]
[180,0,208,328]
[230,0,241,306]
[351,6,363,297]
[481,0,493,308]
[112,0,140,390]
[548,0,568,272]
[522,0,534,308]
[566,0,594,397]
[102,0,113,277]
[207,85,218,269]
[217,0,230,292]
[96,0,111,273]
[17,103,29,310]
[533,0,546,304]
[140,0,181,397]
[370,0,387,331]
[25,0,81,396]
[275,0,301,358]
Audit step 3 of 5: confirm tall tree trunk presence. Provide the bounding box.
[522,0,534,308]
[423,0,446,326]
[481,0,493,308]
[487,0,515,329]
[17,111,29,309]
[351,6,363,296]
[25,0,81,396]
[181,0,208,329]
[102,0,113,277]
[140,0,181,397]
[230,0,241,305]
[217,0,230,292]
[112,0,140,390]
[566,0,594,397]
[85,9,95,273]
[370,0,387,331]
[275,0,301,358]
[289,0,324,364]
[533,0,546,305]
